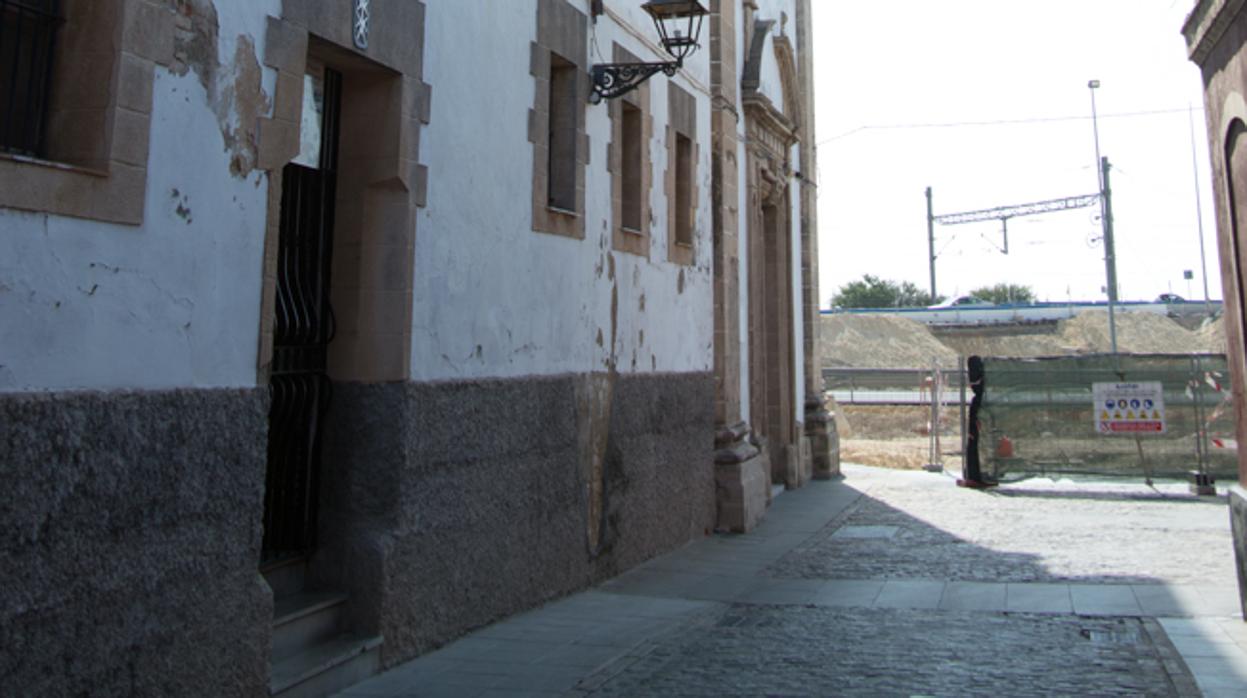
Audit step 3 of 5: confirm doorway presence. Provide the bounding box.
[261,66,343,562]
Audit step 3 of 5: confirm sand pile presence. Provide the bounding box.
[820,314,959,369]
[1198,316,1227,354]
[937,332,1076,358]
[1059,310,1201,354]
[822,309,1215,369]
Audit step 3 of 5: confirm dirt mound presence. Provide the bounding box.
[822,310,1213,369]
[1059,310,1200,354]
[937,331,1076,358]
[821,315,959,369]
[1197,316,1227,354]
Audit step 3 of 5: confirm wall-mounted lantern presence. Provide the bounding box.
[589,0,708,104]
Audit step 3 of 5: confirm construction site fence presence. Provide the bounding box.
[972,353,1235,483]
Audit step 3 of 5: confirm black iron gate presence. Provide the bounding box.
[262,68,342,562]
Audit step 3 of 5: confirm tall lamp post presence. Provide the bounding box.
[1089,79,1119,354]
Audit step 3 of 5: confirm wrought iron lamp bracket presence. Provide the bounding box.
[589,60,681,104]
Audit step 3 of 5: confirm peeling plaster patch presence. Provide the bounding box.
[638,293,646,312]
[607,253,616,282]
[171,189,193,224]
[596,328,604,347]
[170,0,269,178]
[639,329,644,347]
[651,355,656,371]
[677,267,685,294]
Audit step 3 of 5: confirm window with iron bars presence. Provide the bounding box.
[0,0,59,157]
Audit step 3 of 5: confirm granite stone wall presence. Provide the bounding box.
[315,371,716,665]
[0,388,271,697]
[1231,486,1247,618]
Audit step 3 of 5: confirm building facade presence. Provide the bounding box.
[0,0,827,695]
[1184,0,1247,620]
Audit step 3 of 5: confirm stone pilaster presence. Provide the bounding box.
[795,0,838,478]
[710,0,769,530]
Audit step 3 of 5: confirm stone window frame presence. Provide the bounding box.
[528,0,589,240]
[608,43,652,258]
[665,81,698,266]
[0,0,174,225]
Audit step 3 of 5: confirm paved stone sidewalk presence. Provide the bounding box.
[337,464,1247,697]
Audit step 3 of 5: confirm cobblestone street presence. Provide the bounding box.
[340,465,1247,697]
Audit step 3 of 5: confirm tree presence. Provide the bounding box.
[831,275,941,309]
[969,283,1036,305]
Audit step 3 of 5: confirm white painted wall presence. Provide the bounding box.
[414,0,714,381]
[728,8,748,423]
[732,0,808,423]
[0,2,280,392]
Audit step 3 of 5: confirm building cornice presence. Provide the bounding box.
[1184,0,1246,65]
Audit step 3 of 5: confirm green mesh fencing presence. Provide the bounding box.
[974,354,1235,483]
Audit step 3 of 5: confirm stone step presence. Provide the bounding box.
[272,591,349,662]
[262,557,309,599]
[270,633,383,698]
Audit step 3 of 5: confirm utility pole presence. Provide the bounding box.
[926,186,937,300]
[1103,156,1119,354]
[1189,104,1213,314]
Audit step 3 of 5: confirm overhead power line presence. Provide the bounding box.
[820,107,1200,145]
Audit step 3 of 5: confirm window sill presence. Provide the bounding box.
[0,151,108,178]
[621,226,644,236]
[546,205,580,218]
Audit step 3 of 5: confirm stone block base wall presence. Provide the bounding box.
[715,455,771,533]
[1231,485,1247,620]
[315,372,715,665]
[807,406,841,480]
[0,388,271,696]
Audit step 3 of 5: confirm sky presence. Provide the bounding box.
[811,0,1219,307]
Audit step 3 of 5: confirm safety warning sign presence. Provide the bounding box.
[1093,382,1166,435]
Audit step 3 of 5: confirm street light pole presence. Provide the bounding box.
[1089,79,1118,354]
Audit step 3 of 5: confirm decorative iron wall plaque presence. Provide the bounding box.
[353,0,370,50]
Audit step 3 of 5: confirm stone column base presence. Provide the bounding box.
[806,402,841,480]
[715,421,771,533]
[1230,485,1247,621]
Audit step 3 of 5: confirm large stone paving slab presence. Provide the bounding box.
[770,471,1235,585]
[575,604,1199,697]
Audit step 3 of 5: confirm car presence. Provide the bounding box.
[930,295,993,309]
[1156,293,1185,303]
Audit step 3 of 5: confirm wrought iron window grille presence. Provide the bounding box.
[0,0,61,157]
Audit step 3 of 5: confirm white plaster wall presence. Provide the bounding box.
[734,0,807,424]
[0,2,280,392]
[728,8,748,426]
[415,0,714,381]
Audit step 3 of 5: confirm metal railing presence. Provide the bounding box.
[823,366,968,405]
[1,0,59,157]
